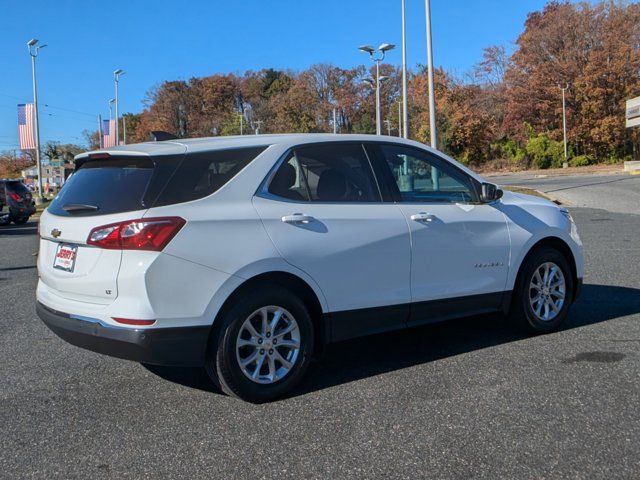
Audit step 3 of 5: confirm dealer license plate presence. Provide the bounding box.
[53,243,78,272]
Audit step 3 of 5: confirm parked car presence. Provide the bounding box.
[0,179,36,225]
[36,134,584,402]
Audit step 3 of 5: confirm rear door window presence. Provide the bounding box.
[268,143,381,203]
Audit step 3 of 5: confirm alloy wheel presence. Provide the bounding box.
[529,261,566,322]
[235,306,301,384]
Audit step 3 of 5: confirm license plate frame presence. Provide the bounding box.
[53,243,78,273]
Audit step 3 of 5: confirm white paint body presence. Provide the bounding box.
[36,134,584,334]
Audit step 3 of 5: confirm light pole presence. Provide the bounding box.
[108,98,115,120]
[384,119,392,136]
[114,69,124,145]
[359,43,395,135]
[560,84,569,163]
[27,38,47,203]
[401,0,409,138]
[425,0,437,149]
[397,101,402,137]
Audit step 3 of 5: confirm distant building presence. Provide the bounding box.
[21,161,74,192]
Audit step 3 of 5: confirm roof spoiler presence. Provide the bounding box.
[150,131,178,141]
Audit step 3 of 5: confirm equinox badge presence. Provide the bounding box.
[51,228,61,238]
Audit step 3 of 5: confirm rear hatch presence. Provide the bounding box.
[38,153,181,305]
[5,181,33,206]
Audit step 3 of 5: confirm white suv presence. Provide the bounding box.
[37,134,584,402]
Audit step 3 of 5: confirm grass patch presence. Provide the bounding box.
[503,185,552,200]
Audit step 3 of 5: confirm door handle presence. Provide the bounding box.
[282,213,314,224]
[410,212,435,222]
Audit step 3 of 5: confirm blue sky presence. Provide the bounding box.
[0,0,557,150]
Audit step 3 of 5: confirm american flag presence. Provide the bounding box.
[103,119,117,147]
[17,103,36,150]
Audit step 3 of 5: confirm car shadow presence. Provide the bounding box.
[143,283,640,399]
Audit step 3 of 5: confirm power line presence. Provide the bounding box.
[43,103,95,118]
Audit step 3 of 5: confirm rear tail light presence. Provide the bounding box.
[8,192,22,202]
[112,317,156,326]
[87,217,186,251]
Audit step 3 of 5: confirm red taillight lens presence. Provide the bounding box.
[87,217,186,251]
[9,192,22,202]
[112,317,156,326]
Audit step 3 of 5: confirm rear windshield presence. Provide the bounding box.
[5,182,30,194]
[47,146,267,217]
[48,156,155,216]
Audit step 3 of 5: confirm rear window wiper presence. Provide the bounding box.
[62,203,99,213]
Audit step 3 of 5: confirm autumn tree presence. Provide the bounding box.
[503,1,640,159]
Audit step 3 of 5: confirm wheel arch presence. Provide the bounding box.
[207,271,328,358]
[513,236,579,302]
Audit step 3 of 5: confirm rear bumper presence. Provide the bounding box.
[11,204,36,217]
[37,301,210,367]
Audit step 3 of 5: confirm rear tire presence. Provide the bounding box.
[205,286,314,403]
[510,247,574,333]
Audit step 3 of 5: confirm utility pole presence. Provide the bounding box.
[398,101,402,137]
[425,0,437,149]
[401,0,409,138]
[27,39,47,203]
[114,69,124,145]
[560,83,569,163]
[425,0,439,190]
[122,115,127,145]
[238,113,244,135]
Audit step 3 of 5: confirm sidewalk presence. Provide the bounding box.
[480,163,624,178]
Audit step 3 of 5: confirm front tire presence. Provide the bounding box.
[205,286,314,403]
[511,247,574,333]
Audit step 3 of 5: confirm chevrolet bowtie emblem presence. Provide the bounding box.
[51,228,61,238]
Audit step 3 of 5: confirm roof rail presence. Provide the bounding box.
[150,131,178,141]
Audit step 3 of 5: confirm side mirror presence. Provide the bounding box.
[480,182,503,203]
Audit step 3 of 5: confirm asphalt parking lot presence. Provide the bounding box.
[1,172,639,479]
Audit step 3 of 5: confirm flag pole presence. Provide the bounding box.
[98,114,103,149]
[27,39,46,203]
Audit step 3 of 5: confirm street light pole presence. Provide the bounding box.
[384,119,392,136]
[27,39,46,203]
[114,69,124,145]
[375,60,382,135]
[560,84,569,163]
[401,0,409,138]
[108,98,115,120]
[425,0,437,149]
[359,43,395,136]
[333,107,337,134]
